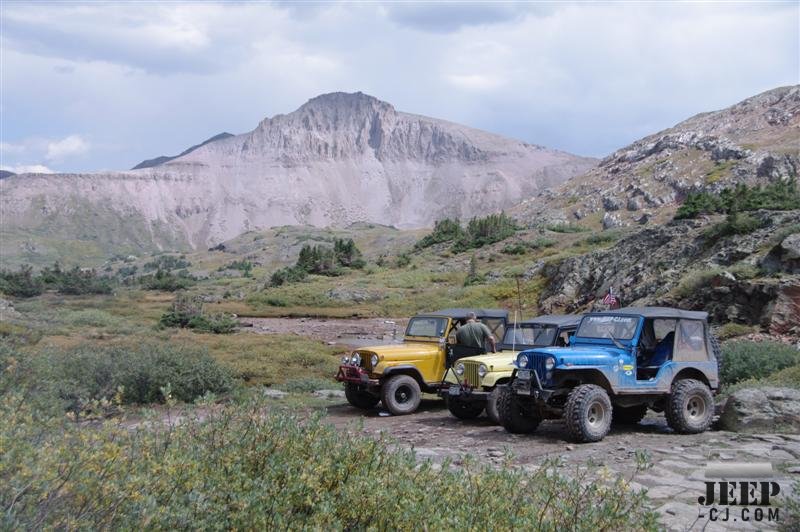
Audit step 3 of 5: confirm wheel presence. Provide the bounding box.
[344,384,379,410]
[486,386,504,425]
[665,379,714,434]
[613,404,648,425]
[497,385,540,434]
[380,375,422,415]
[446,395,485,419]
[565,384,613,443]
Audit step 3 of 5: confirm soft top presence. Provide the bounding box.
[512,314,583,328]
[423,308,509,320]
[590,306,708,321]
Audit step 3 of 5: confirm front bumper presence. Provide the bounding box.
[438,384,490,402]
[335,365,379,386]
[511,369,554,401]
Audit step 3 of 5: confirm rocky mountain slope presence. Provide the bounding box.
[131,132,234,170]
[0,92,595,267]
[513,85,800,229]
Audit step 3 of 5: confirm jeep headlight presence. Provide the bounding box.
[517,354,529,368]
[351,352,362,367]
[370,354,379,368]
[545,357,556,371]
[341,355,349,365]
[478,364,488,378]
[455,363,465,376]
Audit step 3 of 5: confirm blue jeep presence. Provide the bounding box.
[498,307,721,443]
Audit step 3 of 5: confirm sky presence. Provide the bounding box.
[1,1,798,174]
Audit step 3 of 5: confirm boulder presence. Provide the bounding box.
[718,387,800,433]
[0,298,21,320]
[313,389,346,399]
[602,212,623,230]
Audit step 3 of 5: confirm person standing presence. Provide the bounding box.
[455,312,497,353]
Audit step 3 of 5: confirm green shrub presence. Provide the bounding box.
[143,254,191,272]
[39,263,115,295]
[580,230,623,247]
[672,268,723,299]
[0,265,43,298]
[0,397,658,530]
[160,293,236,334]
[269,266,307,287]
[264,296,288,307]
[530,237,557,248]
[675,179,800,219]
[721,341,800,385]
[704,212,764,241]
[16,342,234,412]
[453,212,518,252]
[395,253,412,267]
[414,218,464,249]
[501,243,528,255]
[141,269,195,291]
[545,223,588,233]
[716,322,756,340]
[219,260,254,277]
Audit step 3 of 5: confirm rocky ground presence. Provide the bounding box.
[321,400,797,531]
[242,317,799,531]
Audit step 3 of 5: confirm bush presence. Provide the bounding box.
[672,268,723,299]
[720,341,800,385]
[704,212,764,241]
[501,243,528,255]
[160,293,236,334]
[395,253,412,268]
[269,266,307,287]
[414,218,464,249]
[675,179,800,219]
[14,342,234,412]
[48,266,114,295]
[220,260,254,277]
[0,265,43,297]
[0,397,658,530]
[716,322,757,340]
[143,254,191,272]
[141,269,195,291]
[545,223,588,233]
[453,212,518,252]
[530,237,557,249]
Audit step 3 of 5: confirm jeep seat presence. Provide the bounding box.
[637,331,674,380]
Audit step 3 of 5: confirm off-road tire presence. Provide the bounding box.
[497,385,540,434]
[344,384,379,410]
[613,404,648,425]
[486,386,504,425]
[565,384,613,443]
[381,375,422,415]
[665,379,714,434]
[446,396,485,419]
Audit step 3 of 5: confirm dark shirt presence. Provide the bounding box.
[455,321,492,349]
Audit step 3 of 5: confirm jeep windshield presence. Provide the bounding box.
[405,317,448,338]
[577,315,639,340]
[503,324,557,347]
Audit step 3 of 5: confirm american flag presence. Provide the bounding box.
[603,287,619,308]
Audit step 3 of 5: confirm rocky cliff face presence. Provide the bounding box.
[538,209,800,334]
[513,85,800,228]
[1,92,595,266]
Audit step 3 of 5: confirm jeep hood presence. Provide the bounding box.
[355,342,440,360]
[458,352,516,370]
[526,346,626,366]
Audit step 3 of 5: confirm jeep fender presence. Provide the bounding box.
[671,367,716,391]
[381,366,433,391]
[552,367,614,394]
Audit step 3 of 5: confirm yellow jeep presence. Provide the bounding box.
[335,308,508,415]
[441,315,582,423]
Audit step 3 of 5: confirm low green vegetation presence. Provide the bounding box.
[143,254,191,272]
[675,178,800,219]
[0,263,114,298]
[139,269,196,291]
[716,322,757,340]
[269,238,365,286]
[219,259,255,277]
[721,340,800,386]
[0,385,658,529]
[415,213,519,253]
[545,222,588,233]
[704,212,765,241]
[159,293,237,334]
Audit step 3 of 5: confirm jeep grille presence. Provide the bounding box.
[462,360,481,387]
[531,353,549,383]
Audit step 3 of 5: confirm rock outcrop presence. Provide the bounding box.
[512,85,800,228]
[719,387,800,433]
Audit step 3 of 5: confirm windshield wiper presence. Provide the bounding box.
[606,332,625,350]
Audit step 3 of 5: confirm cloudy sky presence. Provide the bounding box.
[1,1,797,174]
